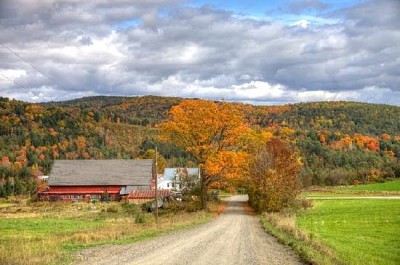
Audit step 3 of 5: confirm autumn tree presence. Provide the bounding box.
[247,137,301,212]
[205,151,249,191]
[159,99,249,208]
[140,149,167,174]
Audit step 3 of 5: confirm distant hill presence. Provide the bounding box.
[276,101,400,135]
[0,96,399,196]
[45,95,184,126]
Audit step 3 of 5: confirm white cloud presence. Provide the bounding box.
[0,0,399,106]
[232,81,285,99]
[291,19,310,28]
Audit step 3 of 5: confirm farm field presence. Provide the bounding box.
[338,179,400,192]
[297,199,400,265]
[300,181,400,264]
[304,180,400,198]
[262,181,400,265]
[0,199,217,265]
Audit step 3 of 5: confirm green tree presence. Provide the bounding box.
[140,149,167,174]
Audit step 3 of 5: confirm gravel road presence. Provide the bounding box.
[74,195,303,265]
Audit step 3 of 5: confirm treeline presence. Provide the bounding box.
[276,102,400,185]
[0,97,170,196]
[0,96,400,197]
[45,95,183,127]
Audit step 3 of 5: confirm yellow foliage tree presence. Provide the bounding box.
[205,151,249,190]
[159,99,250,208]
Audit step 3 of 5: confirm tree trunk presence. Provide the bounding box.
[201,175,207,209]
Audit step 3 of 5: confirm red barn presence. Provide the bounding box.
[38,159,155,202]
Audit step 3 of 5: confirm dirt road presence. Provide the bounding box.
[74,195,303,265]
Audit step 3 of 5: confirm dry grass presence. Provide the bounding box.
[0,197,218,265]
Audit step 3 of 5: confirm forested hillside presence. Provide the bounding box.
[0,96,399,197]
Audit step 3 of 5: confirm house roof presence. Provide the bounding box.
[48,159,153,186]
[163,168,200,181]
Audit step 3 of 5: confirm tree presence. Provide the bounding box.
[159,99,249,208]
[140,149,167,174]
[205,150,249,190]
[247,138,301,212]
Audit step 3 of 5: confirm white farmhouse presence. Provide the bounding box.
[158,168,200,192]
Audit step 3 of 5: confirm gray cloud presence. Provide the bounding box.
[0,0,399,105]
[286,0,329,13]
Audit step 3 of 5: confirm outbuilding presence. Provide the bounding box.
[37,159,155,202]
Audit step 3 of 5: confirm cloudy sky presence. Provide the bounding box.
[0,0,399,105]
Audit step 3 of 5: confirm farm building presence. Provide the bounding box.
[123,189,171,204]
[37,159,155,202]
[158,168,200,192]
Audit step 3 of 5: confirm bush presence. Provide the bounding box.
[135,213,145,224]
[106,205,119,213]
[122,203,141,214]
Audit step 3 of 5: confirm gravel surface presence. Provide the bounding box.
[74,195,303,265]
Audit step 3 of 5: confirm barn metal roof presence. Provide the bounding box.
[48,159,154,186]
[127,189,171,199]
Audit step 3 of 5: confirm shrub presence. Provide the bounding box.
[122,203,141,214]
[106,205,119,213]
[135,213,145,224]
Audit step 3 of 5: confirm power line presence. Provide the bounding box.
[0,42,65,91]
[0,105,53,131]
[0,73,29,91]
[0,73,47,102]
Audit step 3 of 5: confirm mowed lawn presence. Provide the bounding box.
[297,192,400,264]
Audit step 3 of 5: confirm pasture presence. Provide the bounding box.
[262,181,400,265]
[297,199,400,265]
[0,199,215,265]
[338,179,400,192]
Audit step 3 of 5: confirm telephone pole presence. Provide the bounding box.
[155,146,158,223]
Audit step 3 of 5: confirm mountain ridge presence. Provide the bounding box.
[0,95,399,196]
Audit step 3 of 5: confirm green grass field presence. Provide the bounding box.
[0,200,214,265]
[297,199,400,265]
[303,180,400,199]
[339,179,400,192]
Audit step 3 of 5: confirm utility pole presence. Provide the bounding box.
[155,146,158,224]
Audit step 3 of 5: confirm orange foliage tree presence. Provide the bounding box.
[159,99,250,208]
[205,151,249,190]
[247,137,301,212]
